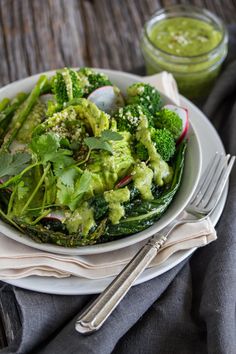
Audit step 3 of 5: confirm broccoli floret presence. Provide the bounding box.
[114,104,154,132]
[78,67,112,96]
[126,83,162,115]
[135,142,149,161]
[51,68,84,105]
[155,108,182,140]
[151,128,176,161]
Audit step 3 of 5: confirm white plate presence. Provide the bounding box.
[0,70,202,255]
[3,74,226,294]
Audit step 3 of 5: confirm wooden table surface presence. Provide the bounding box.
[0,0,236,88]
[0,0,235,350]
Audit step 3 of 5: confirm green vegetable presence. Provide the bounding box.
[78,67,112,96]
[57,170,92,211]
[0,93,28,142]
[114,104,153,132]
[30,132,75,175]
[127,83,162,115]
[1,76,48,151]
[135,141,149,161]
[0,98,10,112]
[155,108,183,140]
[16,100,46,143]
[106,141,186,237]
[84,130,123,154]
[151,128,176,161]
[0,151,31,179]
[51,68,84,105]
[36,99,110,139]
[0,67,187,247]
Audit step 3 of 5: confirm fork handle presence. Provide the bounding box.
[75,233,168,334]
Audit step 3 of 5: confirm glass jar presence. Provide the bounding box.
[140,5,228,101]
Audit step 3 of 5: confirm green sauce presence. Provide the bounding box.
[104,187,130,224]
[141,14,228,100]
[149,17,222,57]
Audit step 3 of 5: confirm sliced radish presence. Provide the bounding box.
[115,174,133,189]
[88,86,125,114]
[44,210,66,222]
[164,104,189,144]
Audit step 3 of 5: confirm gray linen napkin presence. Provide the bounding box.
[1,25,236,354]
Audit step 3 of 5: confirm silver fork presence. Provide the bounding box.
[75,153,235,334]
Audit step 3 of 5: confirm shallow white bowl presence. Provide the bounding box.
[0,69,202,255]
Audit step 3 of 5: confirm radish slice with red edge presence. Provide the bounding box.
[88,86,125,114]
[115,174,133,189]
[164,104,189,144]
[43,210,66,222]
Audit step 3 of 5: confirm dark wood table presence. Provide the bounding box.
[0,0,235,350]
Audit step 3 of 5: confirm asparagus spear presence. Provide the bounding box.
[0,93,28,143]
[0,98,10,112]
[1,75,48,151]
[0,93,28,124]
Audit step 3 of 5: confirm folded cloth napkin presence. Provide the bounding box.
[0,71,217,281]
[0,217,216,279]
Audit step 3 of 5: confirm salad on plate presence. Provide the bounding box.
[0,67,188,247]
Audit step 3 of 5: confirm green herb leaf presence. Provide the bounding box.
[75,170,92,196]
[30,132,75,175]
[0,152,31,178]
[84,130,123,155]
[56,180,74,207]
[84,137,113,154]
[56,170,92,211]
[59,167,78,187]
[101,130,123,141]
[30,133,60,163]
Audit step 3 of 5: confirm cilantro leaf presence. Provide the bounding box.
[101,130,123,141]
[84,130,123,155]
[49,150,75,176]
[30,133,60,163]
[30,132,76,176]
[74,170,92,196]
[59,167,79,187]
[56,170,92,211]
[69,171,92,210]
[0,152,31,178]
[84,137,113,154]
[56,181,74,207]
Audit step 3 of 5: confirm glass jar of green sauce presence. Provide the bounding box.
[141,5,228,100]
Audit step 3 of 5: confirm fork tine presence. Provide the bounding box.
[204,155,235,211]
[197,154,230,208]
[190,153,221,205]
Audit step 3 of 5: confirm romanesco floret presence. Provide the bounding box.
[151,128,176,161]
[47,68,85,116]
[126,83,162,115]
[114,104,154,132]
[155,108,182,140]
[34,106,87,143]
[51,68,84,105]
[78,67,112,96]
